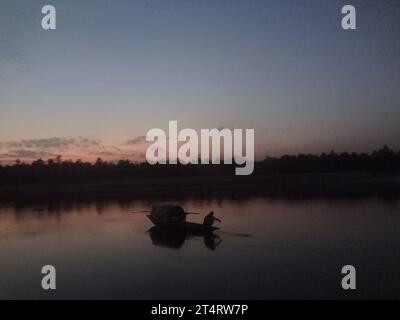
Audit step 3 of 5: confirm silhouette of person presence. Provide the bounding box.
[203,211,221,227]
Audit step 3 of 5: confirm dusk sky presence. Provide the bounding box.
[0,0,399,163]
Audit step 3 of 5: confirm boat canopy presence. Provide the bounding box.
[150,205,186,225]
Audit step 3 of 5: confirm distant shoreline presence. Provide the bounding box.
[1,171,400,202]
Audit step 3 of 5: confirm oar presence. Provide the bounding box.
[129,210,202,215]
[128,210,151,214]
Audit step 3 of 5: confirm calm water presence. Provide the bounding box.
[0,197,399,299]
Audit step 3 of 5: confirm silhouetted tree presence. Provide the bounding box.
[0,146,399,185]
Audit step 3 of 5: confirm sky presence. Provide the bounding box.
[0,0,399,163]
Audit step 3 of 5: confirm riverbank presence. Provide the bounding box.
[1,171,400,202]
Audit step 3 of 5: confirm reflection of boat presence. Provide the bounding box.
[146,205,219,233]
[148,226,222,250]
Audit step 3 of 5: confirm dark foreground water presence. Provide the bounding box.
[0,197,399,299]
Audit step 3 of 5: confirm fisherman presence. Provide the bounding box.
[203,211,221,227]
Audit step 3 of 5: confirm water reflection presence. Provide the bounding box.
[148,226,222,250]
[1,197,400,299]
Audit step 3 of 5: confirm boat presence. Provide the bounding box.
[146,205,219,233]
[147,215,219,232]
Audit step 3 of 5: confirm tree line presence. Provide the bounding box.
[0,146,399,185]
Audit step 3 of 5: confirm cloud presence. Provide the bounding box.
[3,137,100,149]
[125,136,147,145]
[0,137,103,163]
[125,134,171,145]
[0,136,148,164]
[2,149,56,159]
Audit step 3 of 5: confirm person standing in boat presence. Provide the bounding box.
[203,211,221,227]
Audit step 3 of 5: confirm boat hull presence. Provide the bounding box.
[147,215,219,233]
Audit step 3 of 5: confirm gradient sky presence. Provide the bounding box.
[0,0,399,163]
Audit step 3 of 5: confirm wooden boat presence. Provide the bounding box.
[147,214,219,233]
[147,205,220,234]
